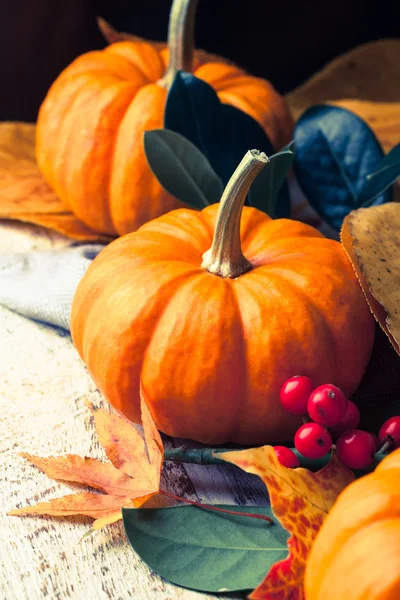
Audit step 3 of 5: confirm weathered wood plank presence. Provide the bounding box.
[0,222,260,599]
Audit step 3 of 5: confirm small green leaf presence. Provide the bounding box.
[165,72,276,187]
[359,143,400,207]
[164,72,292,218]
[144,129,223,209]
[123,504,289,593]
[248,148,294,218]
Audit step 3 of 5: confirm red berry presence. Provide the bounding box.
[307,384,348,427]
[280,376,314,415]
[274,446,300,468]
[329,400,360,438]
[294,423,332,459]
[336,429,377,469]
[378,416,400,449]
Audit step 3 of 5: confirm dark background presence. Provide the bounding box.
[1,0,399,121]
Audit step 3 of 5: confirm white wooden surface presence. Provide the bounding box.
[0,221,268,600]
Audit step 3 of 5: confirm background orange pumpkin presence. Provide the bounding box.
[305,448,400,600]
[71,150,374,444]
[36,0,293,237]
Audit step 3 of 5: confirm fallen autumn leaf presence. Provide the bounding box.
[219,445,354,600]
[341,202,400,355]
[286,39,400,155]
[8,391,163,533]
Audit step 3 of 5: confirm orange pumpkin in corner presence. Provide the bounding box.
[71,150,374,445]
[35,0,293,237]
[305,448,400,600]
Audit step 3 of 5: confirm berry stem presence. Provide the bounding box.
[163,445,392,472]
[160,490,273,523]
[164,446,230,464]
[378,438,393,454]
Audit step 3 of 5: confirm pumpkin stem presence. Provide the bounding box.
[201,149,270,279]
[159,0,198,89]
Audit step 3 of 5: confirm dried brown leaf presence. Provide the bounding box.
[8,492,132,518]
[19,453,144,497]
[88,392,163,490]
[341,203,400,355]
[286,39,400,154]
[89,510,124,533]
[9,400,163,532]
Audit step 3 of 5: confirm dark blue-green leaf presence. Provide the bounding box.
[359,143,400,206]
[165,72,291,216]
[144,129,223,209]
[294,105,388,230]
[164,71,222,173]
[249,148,294,218]
[165,72,275,185]
[220,104,275,185]
[123,504,289,593]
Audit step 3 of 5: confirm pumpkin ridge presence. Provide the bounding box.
[239,211,272,252]
[108,84,173,234]
[137,211,213,258]
[70,80,139,234]
[316,517,400,600]
[304,462,400,597]
[231,274,300,442]
[80,263,200,420]
[55,49,151,84]
[263,267,340,385]
[139,266,203,381]
[214,73,267,94]
[43,74,138,233]
[105,90,144,234]
[196,207,218,240]
[140,271,247,441]
[106,41,165,82]
[194,63,247,90]
[53,81,101,204]
[37,75,96,204]
[225,283,250,441]
[60,69,131,84]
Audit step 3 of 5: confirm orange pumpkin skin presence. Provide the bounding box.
[71,205,374,444]
[305,449,400,600]
[36,41,293,236]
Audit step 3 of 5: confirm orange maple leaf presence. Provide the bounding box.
[220,446,354,600]
[0,122,112,242]
[8,390,164,533]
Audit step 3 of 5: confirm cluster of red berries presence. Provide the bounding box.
[274,375,400,470]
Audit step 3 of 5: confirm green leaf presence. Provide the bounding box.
[248,148,295,218]
[144,129,223,209]
[164,72,292,218]
[123,504,289,593]
[359,143,400,207]
[165,72,276,188]
[294,105,389,230]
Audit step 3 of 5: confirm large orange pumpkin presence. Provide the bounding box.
[36,0,293,237]
[305,448,400,600]
[71,150,374,444]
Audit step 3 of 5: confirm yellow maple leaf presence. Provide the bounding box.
[8,390,163,533]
